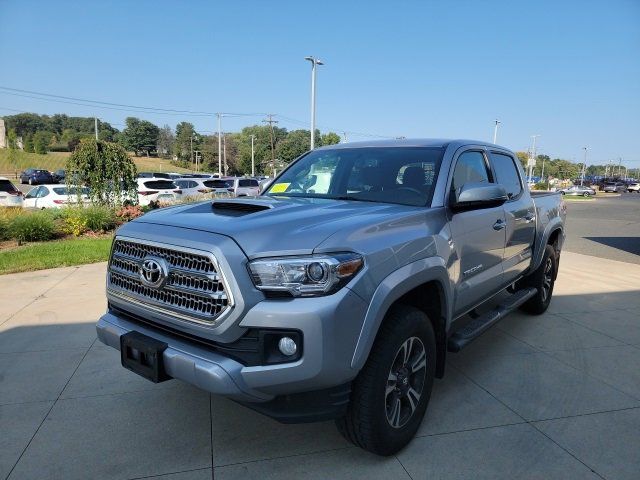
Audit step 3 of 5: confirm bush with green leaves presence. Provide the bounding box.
[66,139,138,207]
[9,211,57,243]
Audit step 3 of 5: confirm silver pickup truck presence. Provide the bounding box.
[97,139,566,455]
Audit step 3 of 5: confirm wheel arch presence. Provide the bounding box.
[350,257,451,378]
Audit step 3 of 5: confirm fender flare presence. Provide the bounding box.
[531,219,564,272]
[350,256,451,370]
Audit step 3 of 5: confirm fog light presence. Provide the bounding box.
[278,336,298,356]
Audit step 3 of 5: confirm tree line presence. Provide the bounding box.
[2,112,341,175]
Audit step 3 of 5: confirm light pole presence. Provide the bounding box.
[304,56,324,150]
[581,147,587,186]
[493,119,501,144]
[94,117,99,140]
[529,135,540,181]
[250,135,255,177]
[217,113,222,176]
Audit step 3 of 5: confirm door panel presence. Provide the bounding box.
[451,207,506,315]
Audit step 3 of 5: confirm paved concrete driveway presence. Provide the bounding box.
[1,252,640,480]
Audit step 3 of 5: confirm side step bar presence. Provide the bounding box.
[447,287,538,352]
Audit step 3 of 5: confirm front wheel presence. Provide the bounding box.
[336,305,436,456]
[519,244,557,315]
[583,192,590,197]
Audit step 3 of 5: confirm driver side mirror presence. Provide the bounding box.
[451,183,508,212]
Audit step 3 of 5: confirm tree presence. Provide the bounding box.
[23,134,35,153]
[174,122,198,161]
[121,117,160,156]
[320,132,341,146]
[33,131,52,154]
[66,139,138,207]
[276,129,311,164]
[157,124,175,158]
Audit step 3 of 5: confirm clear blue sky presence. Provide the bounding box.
[1,0,638,167]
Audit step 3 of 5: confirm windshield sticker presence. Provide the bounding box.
[270,183,290,193]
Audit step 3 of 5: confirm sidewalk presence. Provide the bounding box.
[1,253,639,479]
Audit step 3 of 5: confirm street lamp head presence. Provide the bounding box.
[304,56,324,66]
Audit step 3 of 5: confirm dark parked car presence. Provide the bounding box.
[602,182,625,193]
[52,169,66,183]
[19,169,55,185]
[138,172,172,179]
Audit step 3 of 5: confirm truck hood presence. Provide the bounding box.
[130,196,423,258]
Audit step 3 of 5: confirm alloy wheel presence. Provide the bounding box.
[385,336,427,429]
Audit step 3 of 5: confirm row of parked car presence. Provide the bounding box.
[18,168,66,185]
[1,172,267,209]
[557,181,639,197]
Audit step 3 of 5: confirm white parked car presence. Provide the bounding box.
[136,178,183,206]
[23,185,90,209]
[0,177,24,207]
[627,182,639,193]
[173,178,214,198]
[225,177,260,196]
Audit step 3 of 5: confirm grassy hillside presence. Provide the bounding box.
[0,149,194,177]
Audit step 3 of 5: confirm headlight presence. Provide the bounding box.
[248,253,364,297]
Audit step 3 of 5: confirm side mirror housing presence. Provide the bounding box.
[451,183,508,211]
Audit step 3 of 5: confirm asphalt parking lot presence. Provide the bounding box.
[563,192,640,264]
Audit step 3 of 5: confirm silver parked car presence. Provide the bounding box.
[558,185,596,197]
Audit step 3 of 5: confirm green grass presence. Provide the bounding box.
[0,149,194,177]
[0,236,113,274]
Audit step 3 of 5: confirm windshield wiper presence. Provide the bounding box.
[331,195,379,203]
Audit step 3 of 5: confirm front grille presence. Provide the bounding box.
[107,238,232,325]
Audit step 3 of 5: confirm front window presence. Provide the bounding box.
[264,147,444,207]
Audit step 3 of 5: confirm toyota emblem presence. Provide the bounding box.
[139,256,168,289]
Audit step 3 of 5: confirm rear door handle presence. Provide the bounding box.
[493,219,506,231]
[524,213,536,223]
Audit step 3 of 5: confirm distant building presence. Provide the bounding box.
[0,118,6,148]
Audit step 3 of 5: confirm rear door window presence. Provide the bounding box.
[490,152,523,199]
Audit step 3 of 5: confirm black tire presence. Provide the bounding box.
[583,192,589,197]
[28,178,33,185]
[336,305,436,456]
[519,244,557,315]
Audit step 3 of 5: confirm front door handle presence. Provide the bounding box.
[493,219,506,231]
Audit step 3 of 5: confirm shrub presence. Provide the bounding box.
[115,204,144,223]
[9,211,57,243]
[0,208,23,240]
[61,209,88,237]
[83,206,116,232]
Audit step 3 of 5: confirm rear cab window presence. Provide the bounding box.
[238,179,259,187]
[204,180,233,189]
[490,152,523,199]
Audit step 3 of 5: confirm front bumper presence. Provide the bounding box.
[97,285,368,401]
[97,311,272,402]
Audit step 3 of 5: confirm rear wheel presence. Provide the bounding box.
[519,244,557,315]
[583,192,590,197]
[336,305,435,456]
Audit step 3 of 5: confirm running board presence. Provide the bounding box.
[447,287,538,352]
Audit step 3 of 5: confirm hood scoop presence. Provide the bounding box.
[211,199,273,217]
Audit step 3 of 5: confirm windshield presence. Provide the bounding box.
[264,147,444,206]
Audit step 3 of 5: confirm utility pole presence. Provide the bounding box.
[581,147,587,186]
[94,117,98,140]
[193,150,201,173]
[217,113,222,176]
[262,114,278,177]
[223,134,227,176]
[493,119,501,144]
[250,135,255,177]
[190,133,194,167]
[541,155,546,187]
[304,56,324,150]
